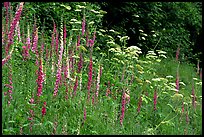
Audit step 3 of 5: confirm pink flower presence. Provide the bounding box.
[77,53,83,73]
[36,59,44,97]
[6,2,24,55]
[31,28,38,53]
[53,26,64,97]
[55,31,59,56]
[176,47,180,61]
[87,57,93,91]
[29,98,34,104]
[88,39,94,47]
[153,89,157,111]
[120,92,126,125]
[73,77,78,96]
[77,35,80,48]
[42,102,46,116]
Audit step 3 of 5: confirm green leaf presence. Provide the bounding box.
[60,4,71,10]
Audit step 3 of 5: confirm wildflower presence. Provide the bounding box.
[2,54,11,67]
[73,77,78,96]
[137,96,142,113]
[15,21,21,42]
[88,39,94,47]
[26,25,31,49]
[53,21,64,96]
[82,16,86,36]
[120,91,126,125]
[153,89,157,111]
[176,47,180,61]
[96,65,102,97]
[7,2,24,55]
[31,27,38,53]
[55,31,59,56]
[92,94,95,105]
[42,102,46,116]
[77,53,83,73]
[192,82,196,109]
[36,59,44,97]
[50,20,56,58]
[4,2,10,37]
[175,70,179,92]
[87,57,93,91]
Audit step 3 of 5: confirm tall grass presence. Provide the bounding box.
[2,2,202,135]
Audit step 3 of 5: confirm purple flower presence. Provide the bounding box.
[88,39,94,47]
[73,77,78,96]
[2,54,11,67]
[77,53,83,73]
[87,57,93,91]
[120,91,126,125]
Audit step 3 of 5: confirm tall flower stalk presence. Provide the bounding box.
[82,15,85,36]
[96,65,102,97]
[153,89,157,111]
[6,2,24,55]
[176,46,180,61]
[175,67,179,93]
[53,19,64,97]
[36,58,44,97]
[120,91,126,126]
[87,56,93,100]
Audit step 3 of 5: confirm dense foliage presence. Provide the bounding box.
[2,2,202,135]
[99,2,202,65]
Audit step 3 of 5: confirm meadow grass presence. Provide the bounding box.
[2,2,202,135]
